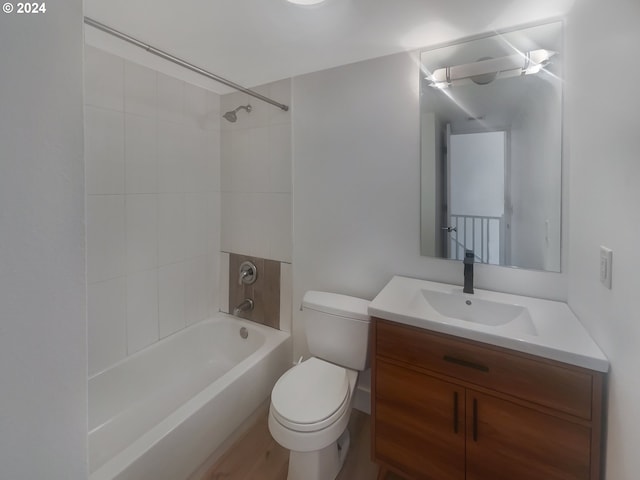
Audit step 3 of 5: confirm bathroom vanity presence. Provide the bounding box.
[368,276,608,480]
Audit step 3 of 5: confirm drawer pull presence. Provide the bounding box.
[453,391,459,433]
[443,355,489,372]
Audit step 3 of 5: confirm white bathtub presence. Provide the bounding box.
[89,315,291,480]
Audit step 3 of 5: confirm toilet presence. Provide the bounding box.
[268,291,371,480]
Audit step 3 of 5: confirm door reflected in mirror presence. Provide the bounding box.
[420,21,562,272]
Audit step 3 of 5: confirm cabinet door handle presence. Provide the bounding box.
[472,398,478,442]
[443,355,489,372]
[453,391,459,433]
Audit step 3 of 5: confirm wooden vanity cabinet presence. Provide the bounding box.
[371,318,606,480]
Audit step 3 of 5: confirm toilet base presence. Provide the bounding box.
[287,429,351,480]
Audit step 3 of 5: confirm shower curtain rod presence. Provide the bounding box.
[83,17,290,112]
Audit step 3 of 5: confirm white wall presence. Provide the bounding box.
[85,46,222,375]
[0,4,87,478]
[292,51,567,360]
[566,1,640,478]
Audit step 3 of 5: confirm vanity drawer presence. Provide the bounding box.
[375,319,594,420]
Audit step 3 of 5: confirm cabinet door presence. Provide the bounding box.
[375,359,465,480]
[466,390,592,480]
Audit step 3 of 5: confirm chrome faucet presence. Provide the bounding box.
[463,250,474,294]
[233,298,254,316]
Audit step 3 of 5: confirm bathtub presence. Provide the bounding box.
[89,315,291,480]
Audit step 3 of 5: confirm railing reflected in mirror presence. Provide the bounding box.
[420,21,563,272]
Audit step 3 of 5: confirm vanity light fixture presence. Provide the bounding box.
[287,0,326,5]
[427,49,556,89]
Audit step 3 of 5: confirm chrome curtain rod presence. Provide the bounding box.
[84,17,289,112]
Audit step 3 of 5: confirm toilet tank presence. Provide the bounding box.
[302,291,371,371]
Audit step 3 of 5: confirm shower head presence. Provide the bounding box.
[222,104,252,123]
[222,111,237,122]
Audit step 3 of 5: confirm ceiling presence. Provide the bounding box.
[85,0,576,92]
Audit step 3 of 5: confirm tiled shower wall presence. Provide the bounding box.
[220,82,292,263]
[220,81,293,332]
[85,46,221,375]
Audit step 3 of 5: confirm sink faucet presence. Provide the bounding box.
[463,250,474,294]
[233,298,254,316]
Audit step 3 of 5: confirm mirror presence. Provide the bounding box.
[420,22,562,272]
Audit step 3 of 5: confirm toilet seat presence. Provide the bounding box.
[271,357,351,433]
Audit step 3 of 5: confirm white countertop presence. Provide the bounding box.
[368,276,609,372]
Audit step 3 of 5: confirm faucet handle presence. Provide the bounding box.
[464,250,475,264]
[238,261,257,285]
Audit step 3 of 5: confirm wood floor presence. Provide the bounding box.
[201,408,404,480]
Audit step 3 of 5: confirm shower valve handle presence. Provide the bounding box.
[238,261,257,285]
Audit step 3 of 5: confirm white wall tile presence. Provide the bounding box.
[88,277,127,376]
[184,193,208,259]
[206,130,221,192]
[191,130,216,193]
[157,121,185,193]
[245,193,271,259]
[85,106,125,195]
[125,113,157,194]
[225,129,250,192]
[268,194,293,263]
[221,192,269,258]
[220,192,293,262]
[269,123,292,193]
[203,91,221,131]
[85,46,124,112]
[184,257,208,326]
[184,82,210,130]
[248,127,271,191]
[126,269,159,354]
[126,194,158,273]
[182,127,206,193]
[158,193,185,265]
[206,192,221,254]
[124,61,157,118]
[158,262,185,338]
[157,73,184,124]
[87,195,125,283]
[220,131,233,191]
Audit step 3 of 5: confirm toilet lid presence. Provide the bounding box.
[271,357,350,431]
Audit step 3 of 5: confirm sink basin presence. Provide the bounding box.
[418,288,537,336]
[421,289,529,326]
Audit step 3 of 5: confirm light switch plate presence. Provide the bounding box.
[600,246,613,289]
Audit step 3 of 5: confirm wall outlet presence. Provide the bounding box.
[600,246,613,289]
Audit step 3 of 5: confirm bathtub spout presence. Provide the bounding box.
[233,298,254,316]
